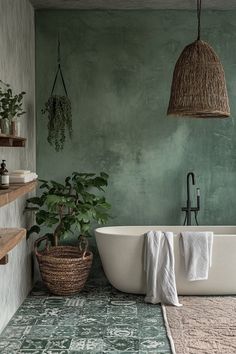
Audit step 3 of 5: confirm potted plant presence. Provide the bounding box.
[0,80,26,135]
[26,171,111,295]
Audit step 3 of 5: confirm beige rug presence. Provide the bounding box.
[162,296,236,354]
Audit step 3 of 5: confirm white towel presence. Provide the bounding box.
[180,232,213,281]
[144,231,182,307]
[11,170,31,175]
[9,172,38,184]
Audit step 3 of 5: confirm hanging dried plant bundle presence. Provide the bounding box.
[42,95,72,151]
[42,37,73,151]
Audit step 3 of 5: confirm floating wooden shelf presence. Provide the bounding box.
[0,180,37,207]
[0,228,26,262]
[0,135,26,147]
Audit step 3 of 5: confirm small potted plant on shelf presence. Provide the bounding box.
[26,171,111,296]
[0,80,26,136]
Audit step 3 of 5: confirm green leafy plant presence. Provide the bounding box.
[0,80,26,119]
[26,172,111,246]
[42,95,72,152]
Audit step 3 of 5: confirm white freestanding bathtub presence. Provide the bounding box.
[95,226,236,295]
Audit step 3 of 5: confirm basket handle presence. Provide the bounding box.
[79,236,89,260]
[34,235,50,256]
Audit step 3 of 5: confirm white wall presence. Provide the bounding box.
[0,0,36,332]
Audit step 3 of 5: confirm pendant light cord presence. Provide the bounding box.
[197,0,202,40]
[57,34,61,65]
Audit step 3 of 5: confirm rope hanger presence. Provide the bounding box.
[51,36,68,96]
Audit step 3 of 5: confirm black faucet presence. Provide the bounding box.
[182,172,200,225]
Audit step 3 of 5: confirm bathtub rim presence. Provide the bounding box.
[95,225,236,236]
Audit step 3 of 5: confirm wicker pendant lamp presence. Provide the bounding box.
[167,0,230,118]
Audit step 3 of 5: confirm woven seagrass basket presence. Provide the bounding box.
[34,236,93,296]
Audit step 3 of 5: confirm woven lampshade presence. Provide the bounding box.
[167,39,230,118]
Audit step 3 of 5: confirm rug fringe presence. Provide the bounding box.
[161,304,177,354]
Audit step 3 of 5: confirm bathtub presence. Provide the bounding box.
[95,226,236,295]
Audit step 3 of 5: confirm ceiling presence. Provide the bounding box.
[30,0,236,10]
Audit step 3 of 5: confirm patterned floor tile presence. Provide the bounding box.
[70,338,104,351]
[77,314,107,326]
[0,338,22,350]
[57,307,82,318]
[83,303,108,316]
[8,316,38,326]
[20,338,48,350]
[64,298,85,307]
[27,325,55,338]
[106,316,138,326]
[107,305,137,317]
[16,307,44,317]
[74,325,105,337]
[86,293,110,301]
[109,300,137,306]
[1,325,29,339]
[23,297,45,306]
[137,303,163,315]
[52,326,75,338]
[57,318,81,326]
[139,325,166,338]
[46,338,72,350]
[44,298,67,307]
[106,324,138,338]
[36,317,58,325]
[139,337,171,351]
[0,280,171,354]
[140,315,165,326]
[104,337,139,352]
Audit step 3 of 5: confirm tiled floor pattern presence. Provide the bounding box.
[0,281,171,354]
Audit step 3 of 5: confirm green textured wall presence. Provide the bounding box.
[36,10,236,226]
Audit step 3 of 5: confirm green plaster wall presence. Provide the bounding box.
[36,10,236,227]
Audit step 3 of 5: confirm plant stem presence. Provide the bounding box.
[53,205,64,246]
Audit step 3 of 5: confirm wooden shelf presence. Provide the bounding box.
[0,135,26,147]
[0,228,26,261]
[0,180,37,207]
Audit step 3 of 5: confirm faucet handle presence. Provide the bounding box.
[196,188,200,210]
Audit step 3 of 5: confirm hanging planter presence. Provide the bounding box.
[167,0,230,118]
[42,39,72,151]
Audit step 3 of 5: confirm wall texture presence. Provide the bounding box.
[0,0,36,332]
[36,10,236,228]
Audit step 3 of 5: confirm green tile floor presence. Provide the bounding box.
[0,279,171,354]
